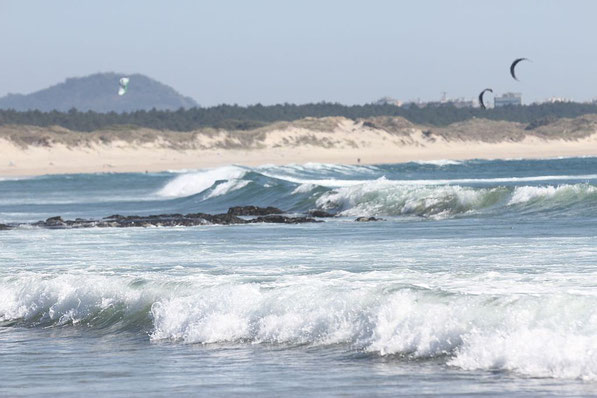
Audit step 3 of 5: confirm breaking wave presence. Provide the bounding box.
[315,179,504,218]
[2,272,596,380]
[317,181,597,218]
[413,159,463,166]
[148,163,597,219]
[157,166,247,198]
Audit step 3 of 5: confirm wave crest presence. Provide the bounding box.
[315,179,506,218]
[150,163,597,219]
[157,166,247,198]
[315,181,597,218]
[2,273,597,380]
[509,183,597,206]
[0,274,155,331]
[149,285,597,380]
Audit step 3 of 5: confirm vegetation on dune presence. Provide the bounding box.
[1,102,597,132]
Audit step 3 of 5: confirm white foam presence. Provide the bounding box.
[258,163,379,176]
[165,168,200,174]
[0,176,34,182]
[291,183,317,194]
[260,174,369,188]
[450,327,597,380]
[149,282,597,380]
[2,271,597,380]
[414,159,463,166]
[315,179,498,217]
[0,274,150,325]
[311,177,597,217]
[157,166,247,198]
[261,172,597,190]
[508,184,597,205]
[205,180,251,199]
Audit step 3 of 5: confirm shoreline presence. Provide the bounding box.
[2,117,597,176]
[2,138,596,177]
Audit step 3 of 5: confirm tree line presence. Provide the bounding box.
[1,102,596,132]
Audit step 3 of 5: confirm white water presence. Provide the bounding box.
[3,158,597,397]
[2,266,597,381]
[157,165,247,197]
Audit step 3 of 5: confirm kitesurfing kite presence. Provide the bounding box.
[118,77,130,96]
[510,58,529,81]
[478,88,493,110]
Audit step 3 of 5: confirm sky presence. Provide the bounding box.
[1,0,596,106]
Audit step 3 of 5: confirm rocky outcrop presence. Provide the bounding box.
[355,216,384,222]
[308,210,336,218]
[42,216,66,227]
[252,215,320,224]
[227,206,283,216]
[0,207,400,230]
[2,206,322,230]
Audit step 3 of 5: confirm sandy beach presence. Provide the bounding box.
[2,116,597,176]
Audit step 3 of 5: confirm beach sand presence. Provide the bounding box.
[1,117,597,176]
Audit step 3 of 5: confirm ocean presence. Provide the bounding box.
[1,157,597,397]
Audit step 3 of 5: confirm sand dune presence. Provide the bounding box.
[1,116,597,176]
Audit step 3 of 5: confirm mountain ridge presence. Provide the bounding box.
[0,73,198,113]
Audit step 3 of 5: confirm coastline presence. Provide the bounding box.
[2,116,597,176]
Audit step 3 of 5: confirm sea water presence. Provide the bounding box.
[1,157,596,397]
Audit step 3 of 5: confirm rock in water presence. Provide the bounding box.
[355,216,384,222]
[3,210,322,230]
[308,210,336,218]
[252,215,321,224]
[227,206,284,216]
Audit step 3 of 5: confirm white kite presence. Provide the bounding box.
[118,77,130,96]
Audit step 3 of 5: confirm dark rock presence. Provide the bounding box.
[20,208,324,230]
[252,215,321,224]
[104,214,126,220]
[44,216,66,227]
[227,206,283,216]
[355,216,384,222]
[203,213,248,225]
[185,212,213,219]
[95,221,114,228]
[308,210,336,218]
[146,213,184,219]
[0,223,11,230]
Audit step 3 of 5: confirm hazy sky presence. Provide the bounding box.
[1,0,596,106]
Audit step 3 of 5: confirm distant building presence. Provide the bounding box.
[374,97,403,106]
[399,93,475,109]
[422,98,474,108]
[450,98,475,108]
[541,97,571,104]
[494,92,522,107]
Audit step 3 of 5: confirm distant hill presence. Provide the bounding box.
[0,73,198,112]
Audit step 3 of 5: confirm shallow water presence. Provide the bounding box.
[1,158,597,396]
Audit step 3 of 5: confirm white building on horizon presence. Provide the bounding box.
[494,92,522,107]
[540,97,572,104]
[373,96,403,106]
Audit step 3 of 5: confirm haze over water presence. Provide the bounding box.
[1,157,597,396]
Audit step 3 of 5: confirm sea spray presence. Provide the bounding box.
[157,165,247,198]
[3,157,597,394]
[3,269,596,380]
